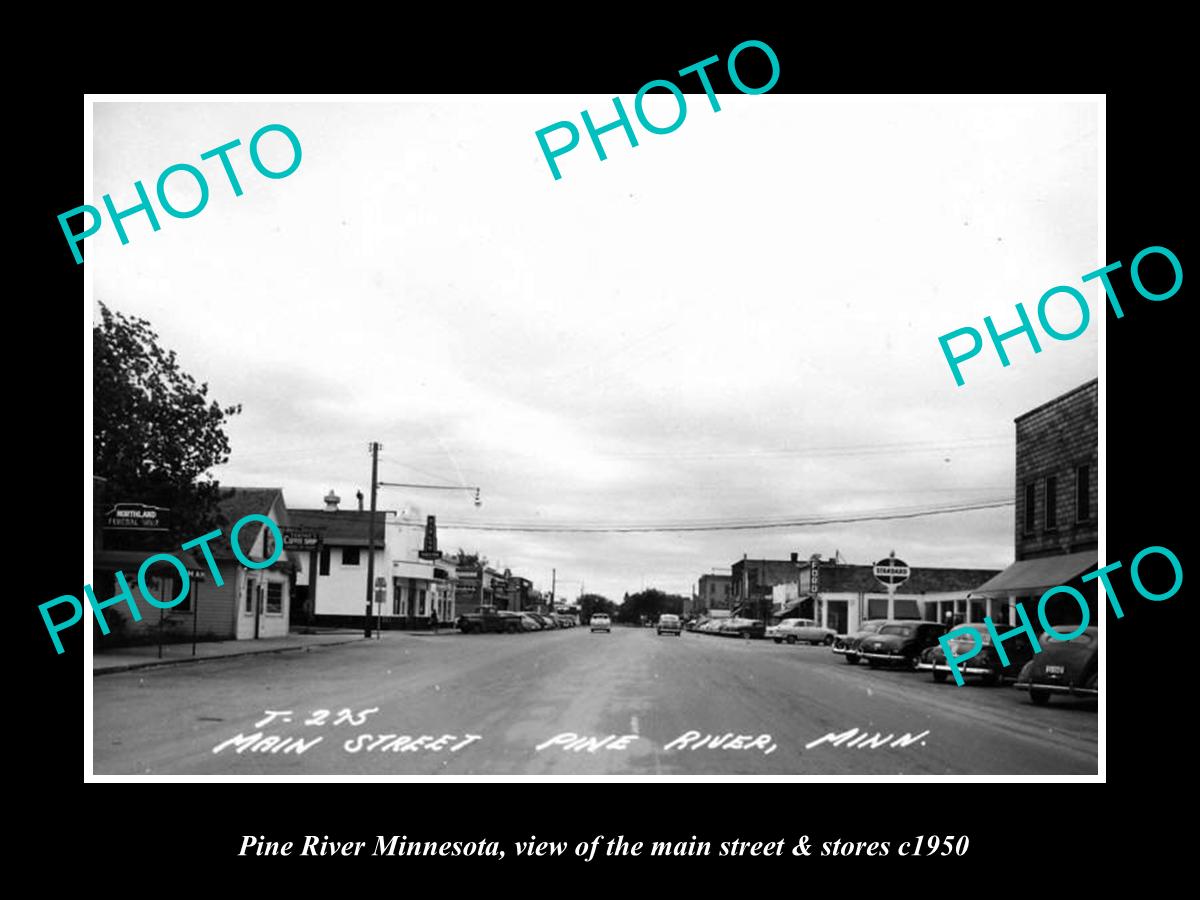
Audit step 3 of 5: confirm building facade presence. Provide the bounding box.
[773,556,1001,634]
[92,486,295,643]
[696,574,732,614]
[730,554,810,619]
[972,379,1099,627]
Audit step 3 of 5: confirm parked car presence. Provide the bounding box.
[553,614,575,628]
[687,617,707,632]
[831,620,889,664]
[657,614,682,636]
[530,613,557,629]
[859,621,947,669]
[590,613,612,633]
[456,608,520,634]
[718,617,766,639]
[767,618,837,645]
[918,622,1037,685]
[518,614,543,631]
[1014,627,1098,705]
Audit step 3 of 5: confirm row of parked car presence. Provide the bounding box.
[683,614,1097,705]
[685,616,837,645]
[833,619,1099,706]
[455,608,578,634]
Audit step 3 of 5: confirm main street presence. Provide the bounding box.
[93,626,1098,775]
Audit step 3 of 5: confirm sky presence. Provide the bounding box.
[91,97,1099,602]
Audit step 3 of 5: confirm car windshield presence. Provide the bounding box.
[880,624,914,637]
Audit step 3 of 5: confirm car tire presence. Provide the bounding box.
[932,670,948,683]
[906,655,920,671]
[1030,689,1051,706]
[823,634,835,646]
[844,654,859,665]
[773,638,782,644]
[786,636,797,645]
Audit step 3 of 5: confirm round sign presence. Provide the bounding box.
[873,556,910,588]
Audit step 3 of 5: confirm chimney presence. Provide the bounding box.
[790,552,798,563]
[324,490,340,512]
[356,489,364,511]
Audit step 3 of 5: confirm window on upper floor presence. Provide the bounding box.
[343,547,361,566]
[1045,476,1058,530]
[1024,482,1037,534]
[1076,465,1091,522]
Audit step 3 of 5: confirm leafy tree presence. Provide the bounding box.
[578,593,616,620]
[93,302,242,540]
[615,588,687,623]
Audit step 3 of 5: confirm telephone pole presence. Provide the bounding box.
[551,567,556,607]
[364,441,381,639]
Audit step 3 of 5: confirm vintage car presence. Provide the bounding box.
[831,619,889,664]
[1014,627,1098,705]
[858,621,947,669]
[918,622,1036,685]
[767,617,837,645]
[589,613,612,633]
[718,617,766,639]
[657,614,682,636]
[456,608,521,634]
[518,614,543,631]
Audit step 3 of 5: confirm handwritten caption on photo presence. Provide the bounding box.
[212,713,930,756]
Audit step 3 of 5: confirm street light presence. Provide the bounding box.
[378,482,482,507]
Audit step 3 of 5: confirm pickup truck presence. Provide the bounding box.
[456,608,521,634]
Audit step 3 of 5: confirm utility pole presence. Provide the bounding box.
[551,567,556,607]
[364,441,381,639]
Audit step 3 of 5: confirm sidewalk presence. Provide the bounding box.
[93,631,366,675]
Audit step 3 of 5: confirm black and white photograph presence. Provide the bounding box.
[80,93,1105,778]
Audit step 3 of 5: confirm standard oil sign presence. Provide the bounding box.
[873,554,911,588]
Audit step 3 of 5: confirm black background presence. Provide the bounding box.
[23,21,1186,885]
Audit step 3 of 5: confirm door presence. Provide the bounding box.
[827,600,848,635]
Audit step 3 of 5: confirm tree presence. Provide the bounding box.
[578,593,615,621]
[615,588,687,623]
[93,302,242,540]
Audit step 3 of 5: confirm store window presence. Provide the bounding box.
[343,547,361,566]
[419,588,427,616]
[319,546,330,576]
[393,584,404,616]
[867,597,888,619]
[893,599,920,620]
[266,582,283,615]
[1024,482,1037,534]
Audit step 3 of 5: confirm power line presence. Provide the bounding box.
[429,498,1014,534]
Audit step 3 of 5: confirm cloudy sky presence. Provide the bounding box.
[91,97,1099,602]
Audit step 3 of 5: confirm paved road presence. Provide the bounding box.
[93,626,1098,775]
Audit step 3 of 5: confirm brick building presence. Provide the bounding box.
[971,378,1099,627]
[730,554,812,620]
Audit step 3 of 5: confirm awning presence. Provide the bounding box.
[970,550,1098,597]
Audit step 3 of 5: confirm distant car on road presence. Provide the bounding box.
[767,618,836,645]
[918,622,1036,685]
[831,620,889,664]
[657,614,682,636]
[859,621,947,670]
[1014,627,1098,705]
[590,613,612,633]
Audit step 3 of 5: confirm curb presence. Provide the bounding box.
[92,637,367,676]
